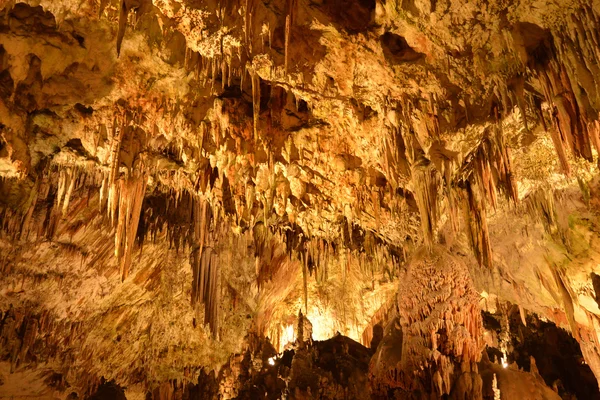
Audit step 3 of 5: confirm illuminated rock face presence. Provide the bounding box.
[1,0,600,398]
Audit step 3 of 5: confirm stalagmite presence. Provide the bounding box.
[370,246,484,397]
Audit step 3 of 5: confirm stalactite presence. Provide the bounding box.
[427,93,440,138]
[116,0,128,56]
[99,173,107,211]
[19,174,42,240]
[412,162,440,248]
[62,167,77,216]
[227,55,232,88]
[190,197,219,337]
[244,0,250,51]
[251,70,260,142]
[195,54,202,81]
[302,248,308,313]
[461,182,492,268]
[220,58,226,91]
[284,15,290,74]
[589,120,600,165]
[107,117,126,225]
[467,126,519,207]
[372,189,380,224]
[99,0,109,17]
[115,0,151,56]
[551,266,580,341]
[512,77,529,132]
[211,57,217,91]
[114,173,147,281]
[55,168,67,212]
[383,125,410,190]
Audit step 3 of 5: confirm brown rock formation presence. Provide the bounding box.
[1,0,600,398]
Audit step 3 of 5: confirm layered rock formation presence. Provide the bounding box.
[2,0,600,398]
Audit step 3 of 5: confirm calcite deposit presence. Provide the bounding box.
[2,0,600,398]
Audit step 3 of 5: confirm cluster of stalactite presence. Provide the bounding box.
[0,158,147,286]
[0,306,109,398]
[132,183,228,338]
[370,246,484,398]
[374,5,600,272]
[0,134,227,338]
[452,125,519,268]
[522,6,600,176]
[0,165,103,243]
[181,46,265,111]
[190,197,222,338]
[382,97,519,267]
[522,186,566,241]
[103,0,303,154]
[0,153,404,345]
[93,111,153,281]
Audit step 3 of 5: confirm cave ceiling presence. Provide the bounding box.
[2,0,600,398]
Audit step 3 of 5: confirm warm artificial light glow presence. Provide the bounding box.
[306,308,337,341]
[279,324,295,352]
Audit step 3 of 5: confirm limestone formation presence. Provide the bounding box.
[1,0,600,398]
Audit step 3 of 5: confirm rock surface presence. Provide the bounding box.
[1,0,600,398]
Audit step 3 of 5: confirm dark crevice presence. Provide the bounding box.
[512,22,555,69]
[86,379,126,400]
[315,0,375,33]
[74,103,94,115]
[380,32,424,63]
[592,272,600,309]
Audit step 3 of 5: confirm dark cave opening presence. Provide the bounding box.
[483,307,600,399]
